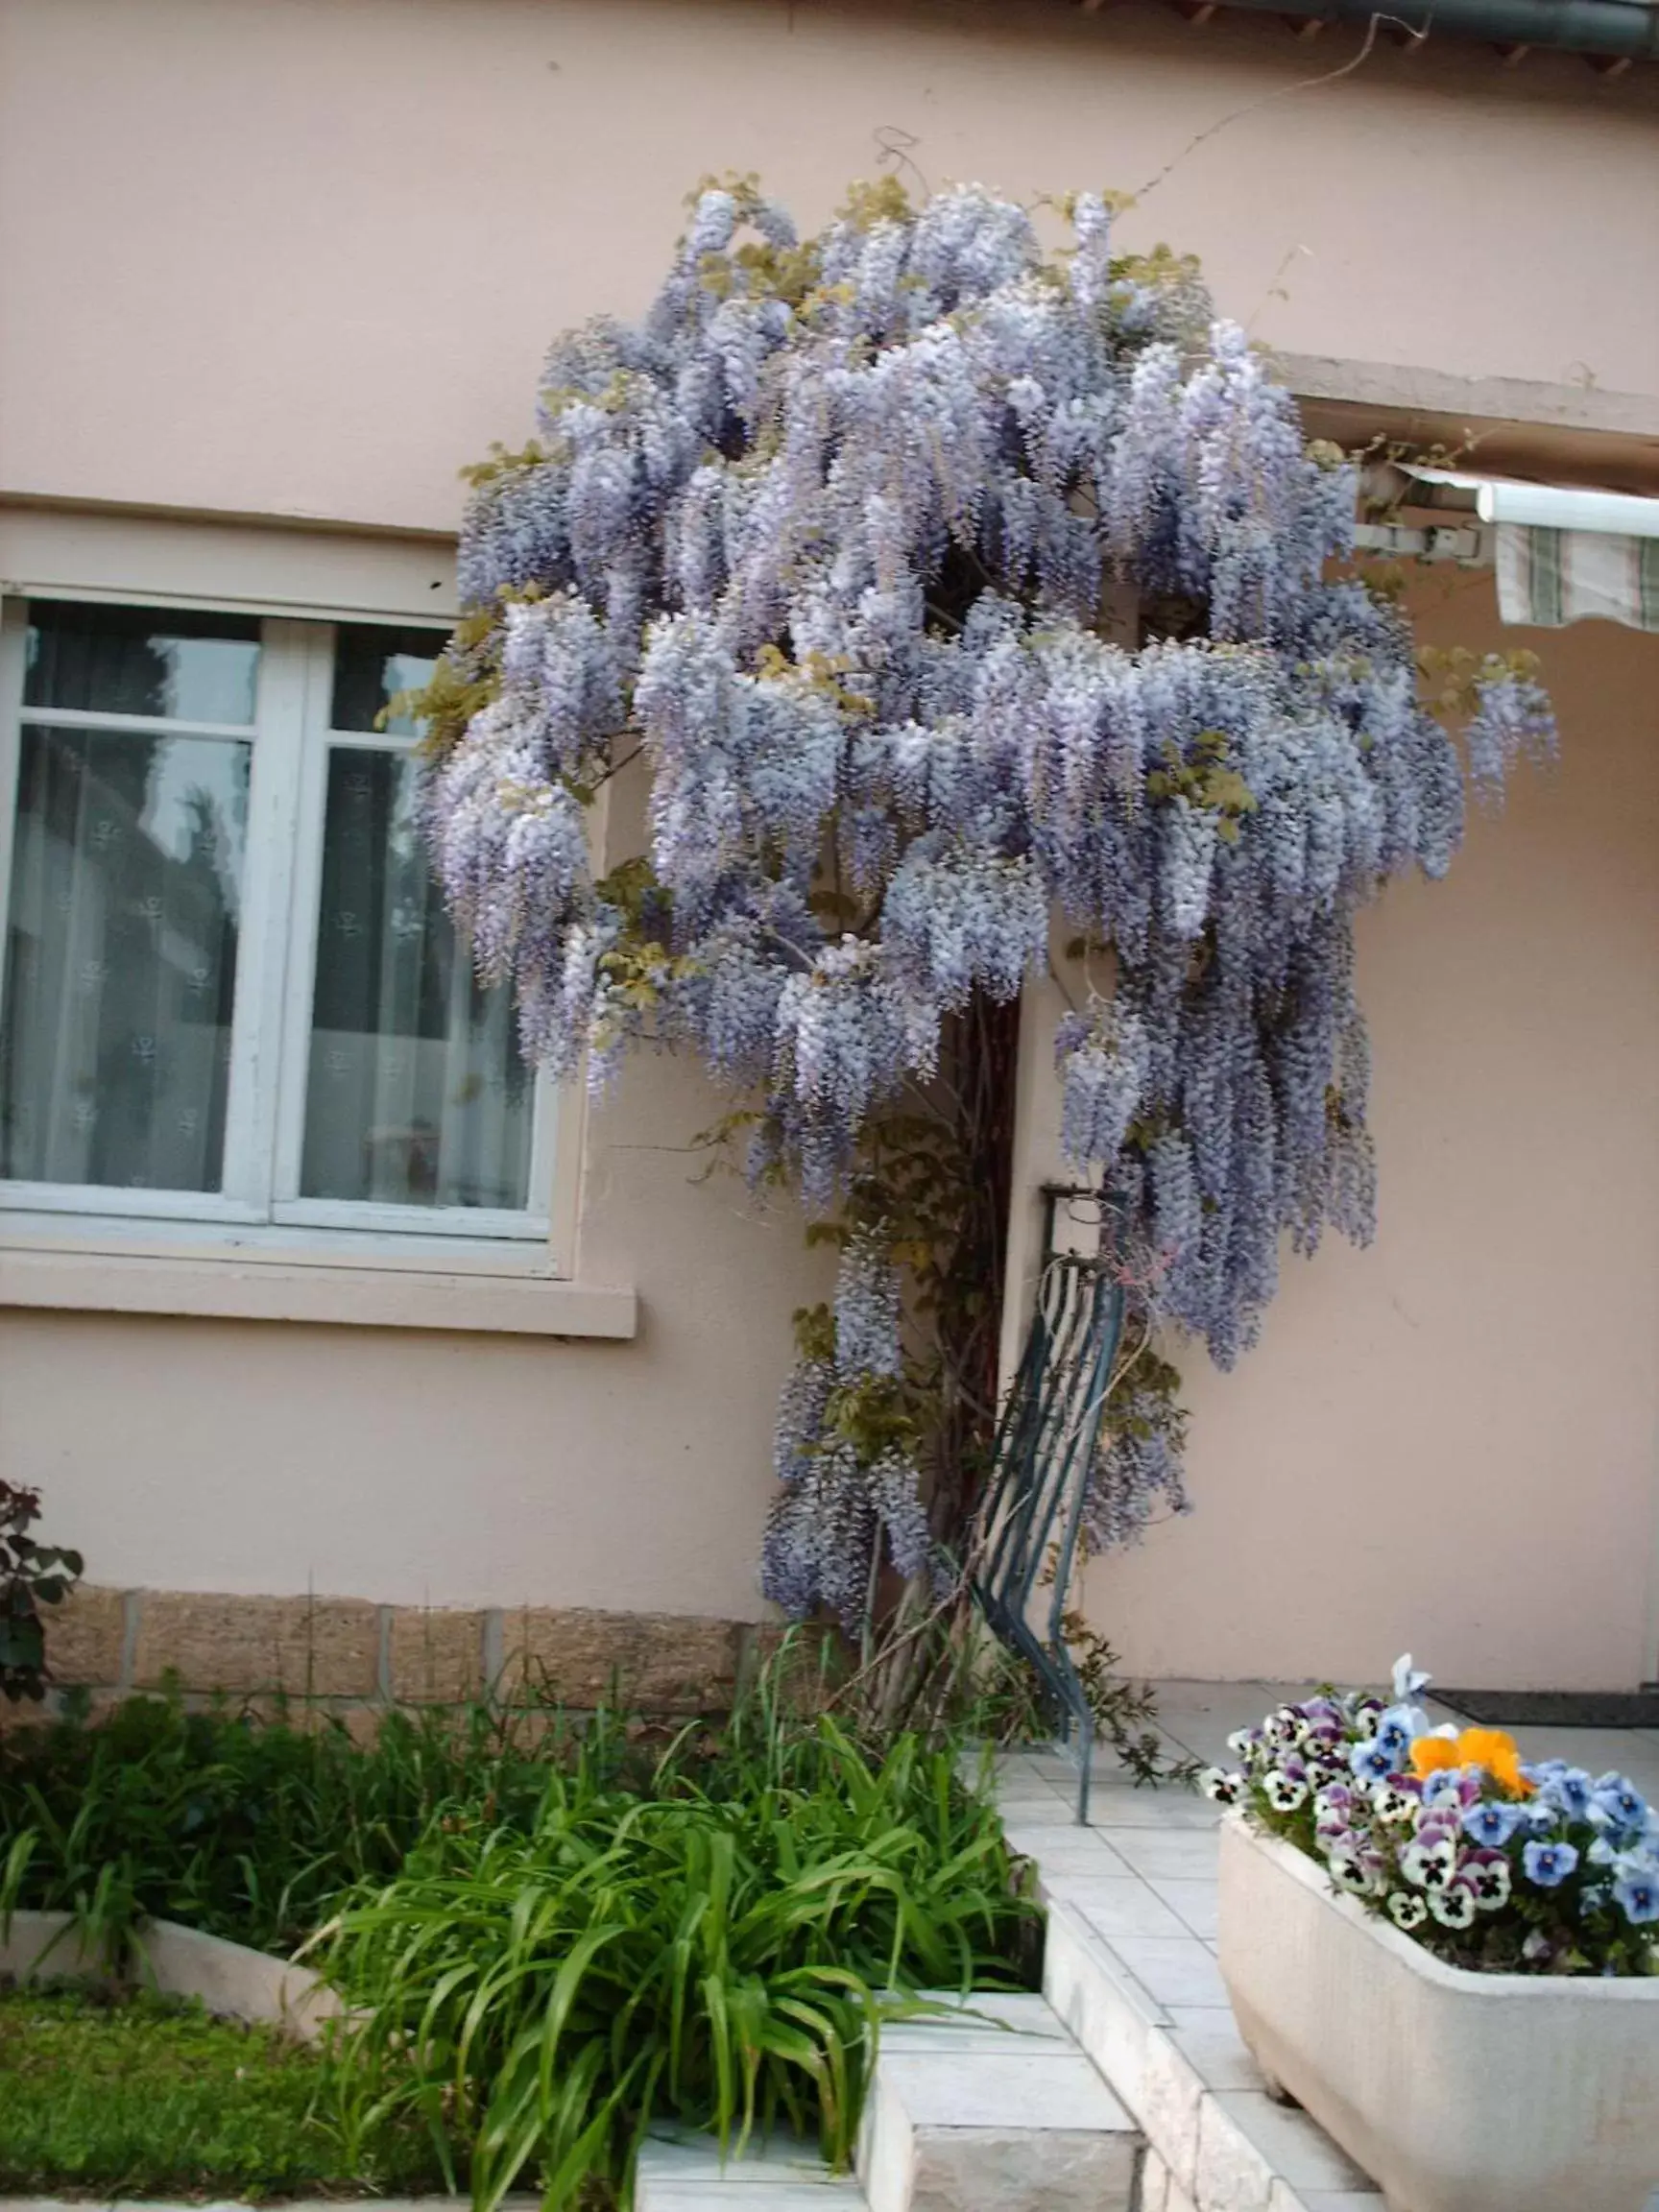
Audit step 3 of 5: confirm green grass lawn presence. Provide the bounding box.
[0,1984,448,2200]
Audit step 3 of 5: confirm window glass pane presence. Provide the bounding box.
[1,726,248,1190]
[25,601,261,725]
[300,748,533,1210]
[330,624,443,737]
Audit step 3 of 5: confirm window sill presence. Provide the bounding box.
[0,1224,637,1339]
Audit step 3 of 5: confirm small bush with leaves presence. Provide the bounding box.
[0,1481,82,1705]
[1,1685,586,1958]
[1,1647,1038,2208]
[314,1700,1036,2211]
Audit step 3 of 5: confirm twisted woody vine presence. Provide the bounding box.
[411,177,1552,1661]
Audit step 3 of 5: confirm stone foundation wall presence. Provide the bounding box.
[27,1584,760,1726]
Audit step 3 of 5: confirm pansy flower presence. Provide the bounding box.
[1461,1798,1525,1849]
[1613,1865,1659,1926]
[1349,1696,1384,1741]
[1372,1705,1417,1761]
[1402,1835,1457,1889]
[1421,1768,1483,1813]
[1199,1767,1243,1806]
[1263,1770,1309,1814]
[1413,1731,1533,1796]
[1522,1839,1579,1888]
[1460,1848,1512,1911]
[1589,1775,1649,1837]
[1408,1734,1463,1780]
[1387,1890,1429,1931]
[1349,1739,1394,1785]
[1414,1801,1465,1843]
[1327,1850,1373,1897]
[1535,1767,1593,1821]
[1428,1880,1479,1931]
[1371,1781,1419,1826]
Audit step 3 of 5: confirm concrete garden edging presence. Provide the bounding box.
[1216,1813,1659,2212]
[0,1908,341,2043]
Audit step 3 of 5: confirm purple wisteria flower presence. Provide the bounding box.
[422,179,1555,1620]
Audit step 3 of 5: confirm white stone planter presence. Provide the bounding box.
[1216,1814,1659,2212]
[0,1908,341,2043]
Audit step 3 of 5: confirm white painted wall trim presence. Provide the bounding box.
[0,1241,637,1337]
[0,502,458,621]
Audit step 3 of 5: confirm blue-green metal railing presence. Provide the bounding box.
[972,1184,1125,1825]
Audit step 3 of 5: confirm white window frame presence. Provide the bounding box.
[0,590,573,1265]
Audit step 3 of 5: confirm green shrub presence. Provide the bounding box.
[1,1685,556,1957]
[316,1703,1037,2211]
[1,1652,1039,2207]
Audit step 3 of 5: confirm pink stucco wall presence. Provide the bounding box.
[0,0,1655,1683]
[1,0,1655,533]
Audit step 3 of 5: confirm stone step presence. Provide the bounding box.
[635,2130,868,2212]
[1041,1898,1380,2212]
[856,1991,1142,2212]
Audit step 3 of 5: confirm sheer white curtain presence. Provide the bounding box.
[298,743,532,1212]
[1,604,253,1192]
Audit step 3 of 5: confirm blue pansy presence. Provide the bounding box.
[1590,1775,1648,1836]
[1612,1866,1659,1925]
[1523,1839,1579,1888]
[1372,1704,1416,1760]
[1461,1799,1524,1848]
[1349,1740,1394,1784]
[1538,1767,1594,1821]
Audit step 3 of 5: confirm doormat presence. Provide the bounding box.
[1433,1689,1659,1731]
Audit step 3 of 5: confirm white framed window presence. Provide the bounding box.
[0,593,562,1255]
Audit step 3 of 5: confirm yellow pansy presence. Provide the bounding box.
[1408,1736,1461,1778]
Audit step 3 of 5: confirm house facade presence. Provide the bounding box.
[0,0,1654,1708]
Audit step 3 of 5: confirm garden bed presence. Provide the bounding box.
[0,1666,1042,2208]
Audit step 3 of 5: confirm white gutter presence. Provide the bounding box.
[1474,483,1659,538]
[1402,466,1659,541]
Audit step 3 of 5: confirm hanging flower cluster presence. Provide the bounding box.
[1203,1657,1659,1974]
[421,177,1552,1622]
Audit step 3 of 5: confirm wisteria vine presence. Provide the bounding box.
[419,176,1553,1629]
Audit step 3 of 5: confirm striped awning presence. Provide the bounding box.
[1497,524,1659,633]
